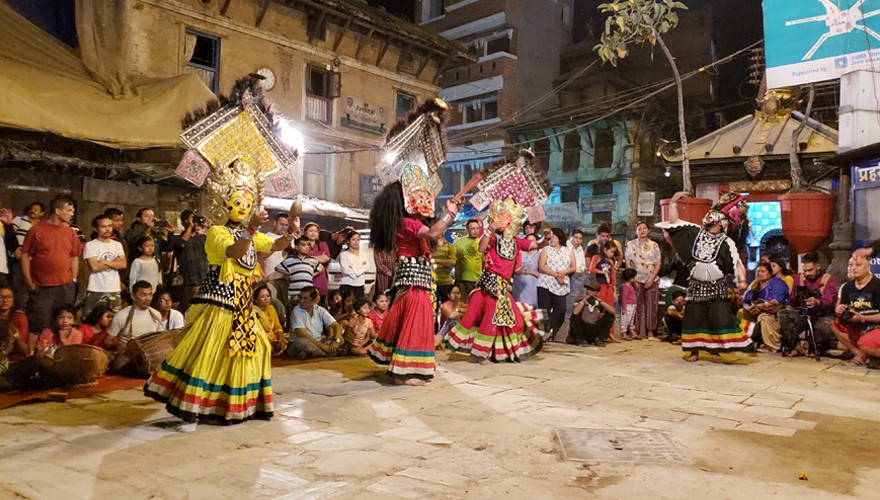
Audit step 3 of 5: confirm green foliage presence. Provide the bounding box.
[593,0,689,66]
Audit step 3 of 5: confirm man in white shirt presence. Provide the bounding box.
[82,215,127,318]
[106,280,163,372]
[567,229,588,313]
[260,213,291,301]
[287,286,342,359]
[9,202,43,310]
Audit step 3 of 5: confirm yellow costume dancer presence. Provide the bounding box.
[144,76,301,423]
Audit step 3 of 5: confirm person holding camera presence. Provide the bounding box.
[830,254,880,366]
[568,281,616,347]
[780,253,839,356]
[124,207,172,269]
[174,210,210,313]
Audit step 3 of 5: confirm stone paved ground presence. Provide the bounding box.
[2,341,879,499]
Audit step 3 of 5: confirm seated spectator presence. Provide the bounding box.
[152,291,185,331]
[0,284,28,360]
[664,290,686,343]
[780,253,839,357]
[0,321,16,392]
[568,282,616,347]
[326,289,343,317]
[106,281,163,372]
[742,262,790,352]
[770,257,794,292]
[287,287,343,359]
[80,304,114,348]
[275,236,323,306]
[830,254,880,366]
[30,304,83,356]
[254,284,287,356]
[343,298,376,356]
[369,292,389,332]
[438,285,467,344]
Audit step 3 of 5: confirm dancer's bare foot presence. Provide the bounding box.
[684,352,699,362]
[479,359,494,366]
[393,377,426,386]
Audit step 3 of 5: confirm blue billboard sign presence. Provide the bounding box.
[763,0,880,88]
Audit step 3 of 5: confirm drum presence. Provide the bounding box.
[52,344,110,387]
[125,329,185,377]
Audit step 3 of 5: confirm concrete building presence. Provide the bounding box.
[418,0,573,207]
[0,0,468,229]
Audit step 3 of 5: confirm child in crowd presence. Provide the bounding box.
[620,268,638,340]
[129,236,162,293]
[343,298,376,356]
[369,293,389,332]
[30,305,83,356]
[80,305,114,348]
[438,285,467,347]
[275,236,323,306]
[590,240,621,309]
[326,290,344,317]
[664,290,686,344]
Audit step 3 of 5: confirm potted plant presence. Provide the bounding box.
[594,0,711,224]
[778,85,835,254]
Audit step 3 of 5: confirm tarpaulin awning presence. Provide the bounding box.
[0,1,215,150]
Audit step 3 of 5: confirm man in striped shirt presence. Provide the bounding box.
[275,236,323,306]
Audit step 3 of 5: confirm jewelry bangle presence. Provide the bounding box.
[241,231,254,241]
[441,213,453,225]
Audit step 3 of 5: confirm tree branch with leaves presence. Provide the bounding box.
[594,0,693,193]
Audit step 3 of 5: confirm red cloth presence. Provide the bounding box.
[858,328,880,350]
[21,222,82,286]
[396,218,428,258]
[484,235,532,280]
[368,309,386,332]
[8,311,28,343]
[307,241,330,296]
[79,323,109,347]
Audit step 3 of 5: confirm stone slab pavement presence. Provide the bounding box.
[1,341,878,499]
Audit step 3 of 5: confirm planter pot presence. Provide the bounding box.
[660,198,713,225]
[778,193,835,254]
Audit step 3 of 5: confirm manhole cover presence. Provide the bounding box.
[554,427,688,464]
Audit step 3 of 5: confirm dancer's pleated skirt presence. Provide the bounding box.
[367,287,436,380]
[446,290,542,362]
[681,299,754,354]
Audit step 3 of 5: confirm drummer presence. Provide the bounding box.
[105,280,163,374]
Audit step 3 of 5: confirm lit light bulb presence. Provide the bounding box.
[279,121,305,153]
[384,151,398,163]
[664,167,671,178]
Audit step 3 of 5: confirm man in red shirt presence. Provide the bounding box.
[21,195,82,334]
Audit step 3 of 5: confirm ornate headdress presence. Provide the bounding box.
[176,75,300,222]
[702,192,749,236]
[375,98,449,215]
[472,150,550,223]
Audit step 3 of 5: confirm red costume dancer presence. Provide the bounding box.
[446,151,551,364]
[367,99,460,386]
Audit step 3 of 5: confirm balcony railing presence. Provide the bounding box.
[306,94,332,124]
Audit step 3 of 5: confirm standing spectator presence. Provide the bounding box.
[276,236,323,305]
[590,240,622,309]
[21,195,82,335]
[522,220,539,238]
[742,262,790,352]
[338,231,369,301]
[129,236,162,293]
[538,228,576,337]
[625,222,662,340]
[10,202,44,310]
[153,291,185,331]
[620,268,638,340]
[369,292,389,332]
[174,211,209,312]
[287,287,343,359]
[567,229,588,313]
[829,254,880,366]
[374,250,394,300]
[82,214,126,318]
[304,223,332,302]
[105,281,163,371]
[124,207,170,266]
[513,234,540,304]
[319,226,355,260]
[0,205,18,283]
[30,304,83,356]
[433,237,456,303]
[585,222,623,260]
[89,207,125,242]
[80,304,113,348]
[453,219,483,297]
[262,213,291,300]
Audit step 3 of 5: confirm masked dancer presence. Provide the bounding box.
[658,191,753,362]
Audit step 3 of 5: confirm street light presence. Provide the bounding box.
[279,120,305,154]
[664,166,671,178]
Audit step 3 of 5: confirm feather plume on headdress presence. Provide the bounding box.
[375,98,449,190]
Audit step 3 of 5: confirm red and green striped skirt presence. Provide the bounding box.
[367,287,436,380]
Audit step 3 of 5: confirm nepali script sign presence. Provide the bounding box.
[341,97,387,136]
[854,163,880,187]
[763,0,880,88]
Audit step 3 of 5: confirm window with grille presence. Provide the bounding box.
[562,132,581,172]
[185,29,220,92]
[594,129,615,168]
[396,92,415,119]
